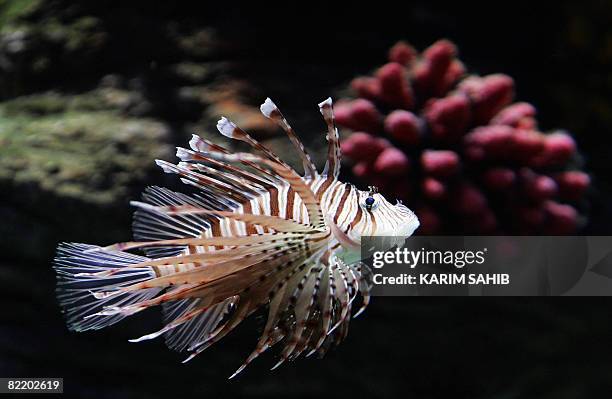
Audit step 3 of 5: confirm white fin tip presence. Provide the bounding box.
[128,328,167,343]
[318,97,333,109]
[155,159,175,173]
[130,201,158,211]
[189,134,203,151]
[260,97,277,118]
[216,117,236,138]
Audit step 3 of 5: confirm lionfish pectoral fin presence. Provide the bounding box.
[353,262,373,318]
[231,282,289,378]
[232,254,317,377]
[306,260,333,356]
[162,298,235,353]
[327,263,351,336]
[273,265,323,367]
[182,295,250,364]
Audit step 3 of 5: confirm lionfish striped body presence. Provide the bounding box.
[54,98,419,377]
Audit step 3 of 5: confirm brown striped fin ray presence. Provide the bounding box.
[338,258,359,304]
[327,261,350,336]
[318,97,341,179]
[226,250,325,378]
[176,147,277,190]
[130,202,314,233]
[108,237,304,272]
[127,296,210,343]
[181,295,251,364]
[189,134,282,184]
[289,267,329,358]
[155,160,255,203]
[189,150,325,228]
[168,241,320,311]
[115,240,311,294]
[179,161,263,196]
[97,232,302,253]
[259,98,318,179]
[306,257,333,356]
[161,297,234,352]
[353,262,373,318]
[228,283,288,379]
[229,253,318,377]
[106,240,301,275]
[270,264,324,369]
[216,117,291,171]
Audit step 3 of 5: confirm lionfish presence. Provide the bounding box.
[53,98,419,377]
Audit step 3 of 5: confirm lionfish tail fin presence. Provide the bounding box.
[318,97,341,179]
[53,243,162,331]
[260,97,318,179]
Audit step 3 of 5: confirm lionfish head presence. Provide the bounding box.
[352,185,420,240]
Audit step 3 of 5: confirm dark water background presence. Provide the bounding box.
[1,1,612,398]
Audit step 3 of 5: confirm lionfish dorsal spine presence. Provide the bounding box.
[260,97,318,179]
[318,97,341,179]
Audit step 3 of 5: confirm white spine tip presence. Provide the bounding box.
[260,97,277,118]
[130,201,157,211]
[270,359,284,371]
[175,147,191,160]
[353,307,367,319]
[318,97,333,109]
[155,159,175,173]
[228,370,241,380]
[189,134,201,151]
[216,117,236,138]
[182,354,196,364]
[128,330,165,343]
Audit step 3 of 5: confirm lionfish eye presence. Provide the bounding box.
[364,196,376,210]
[365,185,378,210]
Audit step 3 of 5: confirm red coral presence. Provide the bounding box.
[388,41,416,66]
[424,94,471,142]
[384,110,420,145]
[482,168,516,191]
[376,62,414,109]
[421,150,460,178]
[491,102,537,129]
[555,171,590,201]
[338,39,591,234]
[374,147,411,177]
[458,74,514,124]
[340,132,389,163]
